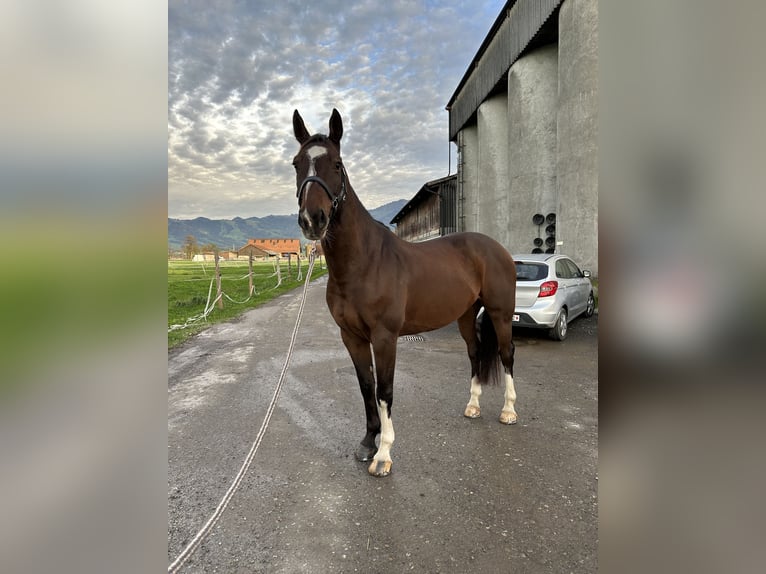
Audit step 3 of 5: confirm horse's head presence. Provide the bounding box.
[292,108,346,241]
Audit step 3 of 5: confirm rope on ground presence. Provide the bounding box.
[169,257,314,332]
[168,275,219,333]
[222,291,254,305]
[168,243,318,574]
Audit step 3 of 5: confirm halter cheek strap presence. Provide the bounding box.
[297,165,347,213]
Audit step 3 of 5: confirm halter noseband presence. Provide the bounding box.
[297,163,347,214]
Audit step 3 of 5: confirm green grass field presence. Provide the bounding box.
[168,257,327,349]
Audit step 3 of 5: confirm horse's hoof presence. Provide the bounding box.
[368,459,392,477]
[499,410,518,425]
[355,444,377,462]
[464,405,481,418]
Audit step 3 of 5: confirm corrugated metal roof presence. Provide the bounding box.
[446,0,562,140]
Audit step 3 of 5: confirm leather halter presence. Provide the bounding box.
[297,163,347,215]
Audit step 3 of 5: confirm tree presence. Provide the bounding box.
[183,235,199,259]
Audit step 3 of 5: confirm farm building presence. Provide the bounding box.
[245,238,301,257]
[191,252,217,262]
[192,251,243,261]
[446,0,598,275]
[390,175,457,242]
[237,243,275,260]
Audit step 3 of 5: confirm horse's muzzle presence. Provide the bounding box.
[298,208,328,240]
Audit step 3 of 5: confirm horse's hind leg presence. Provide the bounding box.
[458,304,482,419]
[488,311,518,425]
[499,340,518,424]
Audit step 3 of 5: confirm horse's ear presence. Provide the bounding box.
[293,110,310,144]
[329,108,343,150]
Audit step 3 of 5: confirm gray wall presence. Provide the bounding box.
[454,0,598,275]
[508,44,559,255]
[477,94,510,247]
[458,124,479,232]
[557,0,598,273]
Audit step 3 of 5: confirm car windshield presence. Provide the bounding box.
[516,262,548,281]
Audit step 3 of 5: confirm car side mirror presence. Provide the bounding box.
[582,270,591,278]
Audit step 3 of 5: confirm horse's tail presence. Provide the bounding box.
[476,308,503,386]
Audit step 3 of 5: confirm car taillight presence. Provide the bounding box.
[539,281,558,297]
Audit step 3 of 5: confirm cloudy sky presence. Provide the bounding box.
[169,0,506,219]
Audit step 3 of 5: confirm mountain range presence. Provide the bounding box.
[168,198,408,251]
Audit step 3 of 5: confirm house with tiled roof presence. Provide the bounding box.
[245,238,301,257]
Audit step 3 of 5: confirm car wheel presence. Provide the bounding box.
[584,292,595,318]
[550,308,568,341]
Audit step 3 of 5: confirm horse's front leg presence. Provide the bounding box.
[340,329,380,462]
[369,331,397,477]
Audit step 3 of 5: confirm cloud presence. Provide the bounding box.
[169,0,506,219]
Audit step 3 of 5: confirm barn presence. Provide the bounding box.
[446,0,598,275]
[244,238,301,258]
[390,175,457,242]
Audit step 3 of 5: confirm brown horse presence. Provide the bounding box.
[292,109,518,477]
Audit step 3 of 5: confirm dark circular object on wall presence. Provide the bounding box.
[532,213,545,225]
[533,237,543,247]
[545,224,556,235]
[545,236,556,247]
[532,247,543,254]
[545,247,555,254]
[546,213,556,224]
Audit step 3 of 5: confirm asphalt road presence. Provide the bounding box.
[168,275,598,573]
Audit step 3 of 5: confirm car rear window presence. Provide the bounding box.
[516,262,548,281]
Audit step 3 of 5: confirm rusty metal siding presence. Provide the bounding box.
[439,176,458,235]
[447,0,562,140]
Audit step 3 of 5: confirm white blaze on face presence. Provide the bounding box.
[300,145,328,229]
[306,145,327,178]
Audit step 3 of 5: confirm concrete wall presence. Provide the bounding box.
[453,0,598,275]
[476,94,509,247]
[557,0,598,274]
[507,44,559,254]
[458,124,479,232]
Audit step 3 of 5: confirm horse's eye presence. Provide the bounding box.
[335,161,342,170]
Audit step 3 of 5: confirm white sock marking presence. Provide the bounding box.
[503,373,517,414]
[374,400,395,463]
[468,375,482,409]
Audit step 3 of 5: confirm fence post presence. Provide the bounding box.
[215,252,223,309]
[248,253,254,295]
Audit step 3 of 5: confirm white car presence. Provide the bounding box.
[512,253,595,340]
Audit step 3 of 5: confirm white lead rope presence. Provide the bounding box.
[168,245,318,573]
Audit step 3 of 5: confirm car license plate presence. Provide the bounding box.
[512,314,519,322]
